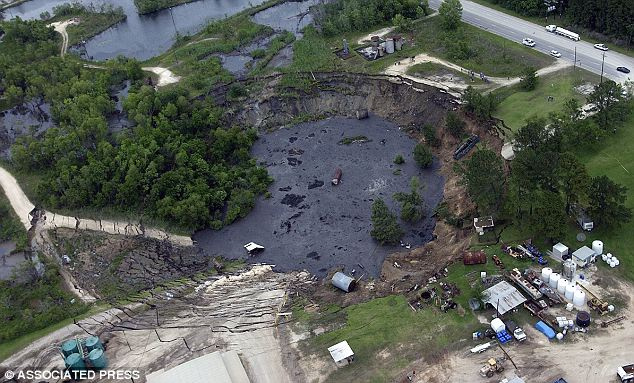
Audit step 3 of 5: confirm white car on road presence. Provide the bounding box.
[522,38,535,47]
[550,50,561,58]
[594,43,608,51]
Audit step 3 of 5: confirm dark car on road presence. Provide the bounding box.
[617,66,631,74]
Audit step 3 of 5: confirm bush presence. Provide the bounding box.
[519,66,538,91]
[394,154,405,164]
[414,143,433,168]
[446,112,465,138]
[421,124,440,147]
[370,198,403,245]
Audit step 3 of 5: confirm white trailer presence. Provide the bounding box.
[554,27,580,41]
[618,364,634,383]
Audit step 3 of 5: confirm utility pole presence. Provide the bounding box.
[600,51,605,83]
[573,46,576,71]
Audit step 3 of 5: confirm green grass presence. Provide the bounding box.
[299,295,476,382]
[0,185,28,250]
[494,67,601,132]
[0,304,108,363]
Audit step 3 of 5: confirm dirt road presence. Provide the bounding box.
[385,52,573,93]
[0,165,193,246]
[142,66,181,87]
[49,18,78,57]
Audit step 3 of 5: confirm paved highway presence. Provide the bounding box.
[428,0,634,83]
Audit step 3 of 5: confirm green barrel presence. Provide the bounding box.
[85,336,103,352]
[88,348,108,370]
[65,353,85,370]
[61,339,79,357]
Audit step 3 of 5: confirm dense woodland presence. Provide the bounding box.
[1,18,271,231]
[487,0,634,45]
[318,0,427,36]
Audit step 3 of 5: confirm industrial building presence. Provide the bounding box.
[572,246,597,267]
[473,216,494,235]
[482,281,527,315]
[146,351,250,383]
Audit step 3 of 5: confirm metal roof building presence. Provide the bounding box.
[146,351,250,383]
[482,281,527,315]
[572,246,596,267]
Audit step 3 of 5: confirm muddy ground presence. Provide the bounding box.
[195,115,445,278]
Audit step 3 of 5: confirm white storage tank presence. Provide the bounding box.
[557,278,568,294]
[573,288,586,307]
[491,318,505,333]
[385,38,395,54]
[601,254,607,262]
[592,240,603,255]
[549,273,560,288]
[541,267,553,283]
[565,283,576,300]
[609,260,616,268]
[614,258,620,266]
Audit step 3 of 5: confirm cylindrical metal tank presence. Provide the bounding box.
[565,283,576,300]
[385,38,395,54]
[371,35,380,47]
[65,353,85,370]
[573,289,586,307]
[557,278,568,294]
[61,339,79,357]
[85,336,103,352]
[88,348,108,370]
[562,259,576,280]
[332,272,356,292]
[592,240,603,255]
[541,267,552,284]
[394,35,404,50]
[549,273,560,288]
[576,311,591,327]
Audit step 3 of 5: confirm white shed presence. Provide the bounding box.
[572,246,597,267]
[328,341,354,366]
[552,243,569,259]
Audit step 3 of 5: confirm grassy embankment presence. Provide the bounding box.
[134,0,200,15]
[494,67,601,131]
[294,295,477,382]
[48,4,126,47]
[289,16,554,77]
[467,0,634,57]
[0,186,28,250]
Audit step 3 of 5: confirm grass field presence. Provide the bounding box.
[298,295,476,383]
[494,67,601,132]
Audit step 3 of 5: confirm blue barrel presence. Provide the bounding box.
[61,339,79,357]
[65,353,86,370]
[85,336,103,352]
[88,348,108,370]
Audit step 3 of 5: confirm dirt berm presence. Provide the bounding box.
[214,72,459,129]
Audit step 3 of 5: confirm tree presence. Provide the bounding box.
[394,154,405,164]
[519,66,538,91]
[587,176,632,229]
[587,80,628,131]
[445,111,465,138]
[413,143,433,168]
[557,152,590,213]
[532,191,567,241]
[462,86,497,121]
[457,149,504,213]
[370,198,404,245]
[392,14,414,31]
[439,0,463,30]
[394,177,424,223]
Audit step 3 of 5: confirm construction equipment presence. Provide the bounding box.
[588,298,610,315]
[601,315,626,328]
[479,357,505,378]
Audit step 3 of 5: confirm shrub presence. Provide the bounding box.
[414,143,433,168]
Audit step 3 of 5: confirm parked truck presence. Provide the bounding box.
[505,320,527,342]
[545,25,580,41]
[618,364,634,383]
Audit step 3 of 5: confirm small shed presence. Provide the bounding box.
[243,242,264,255]
[328,341,354,366]
[482,281,527,315]
[572,246,596,267]
[473,216,494,235]
[552,243,569,259]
